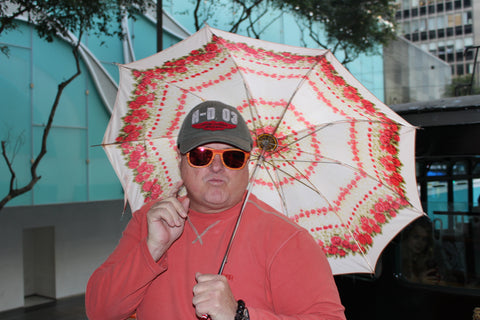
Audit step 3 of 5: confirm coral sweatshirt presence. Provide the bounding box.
[86,194,345,320]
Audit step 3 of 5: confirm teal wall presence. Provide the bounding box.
[0,2,385,207]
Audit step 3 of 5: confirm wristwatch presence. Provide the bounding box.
[234,300,250,320]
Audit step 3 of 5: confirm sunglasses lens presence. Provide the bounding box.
[189,148,213,167]
[223,150,247,169]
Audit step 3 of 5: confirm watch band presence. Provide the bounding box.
[234,299,250,320]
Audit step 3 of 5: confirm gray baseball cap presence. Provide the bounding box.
[177,101,253,154]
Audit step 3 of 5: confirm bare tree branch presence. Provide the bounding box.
[0,35,83,210]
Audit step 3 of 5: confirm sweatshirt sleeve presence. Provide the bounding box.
[249,230,346,320]
[85,204,167,320]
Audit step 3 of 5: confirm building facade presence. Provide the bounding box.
[394,0,479,79]
[0,1,386,313]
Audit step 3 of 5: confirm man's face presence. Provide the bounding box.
[179,142,249,213]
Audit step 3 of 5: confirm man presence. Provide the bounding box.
[86,101,345,320]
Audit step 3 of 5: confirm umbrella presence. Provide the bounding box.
[102,25,424,275]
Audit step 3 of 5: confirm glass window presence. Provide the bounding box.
[412,19,420,32]
[437,15,445,28]
[464,11,473,24]
[455,38,463,50]
[455,26,463,35]
[403,21,411,34]
[429,30,436,39]
[427,162,447,176]
[473,177,480,208]
[412,7,419,16]
[446,1,453,10]
[464,24,472,34]
[456,64,464,75]
[420,6,427,15]
[428,17,436,30]
[463,0,471,7]
[447,14,455,27]
[403,0,411,9]
[454,0,462,8]
[453,179,468,211]
[437,2,444,11]
[428,4,435,13]
[410,158,480,290]
[421,31,428,40]
[473,162,480,175]
[438,28,445,38]
[446,27,454,36]
[420,18,427,31]
[456,51,463,61]
[453,161,467,175]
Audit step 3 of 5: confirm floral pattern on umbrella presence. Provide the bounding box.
[103,25,423,274]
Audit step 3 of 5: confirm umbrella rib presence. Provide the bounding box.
[272,54,327,135]
[261,146,423,212]
[212,34,265,136]
[260,155,377,274]
[278,119,412,154]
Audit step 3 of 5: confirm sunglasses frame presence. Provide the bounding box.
[186,147,250,170]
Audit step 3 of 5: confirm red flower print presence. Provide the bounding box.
[331,236,342,246]
[343,86,361,102]
[361,99,375,114]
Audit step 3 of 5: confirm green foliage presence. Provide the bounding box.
[443,74,480,97]
[273,0,397,64]
[0,0,154,43]
[187,0,397,65]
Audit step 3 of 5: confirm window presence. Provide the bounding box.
[455,26,463,35]
[464,24,472,34]
[428,4,435,13]
[403,21,411,34]
[464,11,473,24]
[445,1,453,10]
[412,7,419,16]
[437,15,445,28]
[463,0,471,7]
[438,28,445,38]
[454,0,462,9]
[429,30,436,39]
[456,51,463,61]
[437,2,444,11]
[420,18,427,31]
[406,158,480,290]
[446,27,454,36]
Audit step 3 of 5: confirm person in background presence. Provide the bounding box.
[86,100,345,320]
[401,216,443,285]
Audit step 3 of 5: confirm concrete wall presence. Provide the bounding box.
[0,200,130,312]
[383,36,452,105]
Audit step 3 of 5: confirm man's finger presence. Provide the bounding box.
[168,180,184,198]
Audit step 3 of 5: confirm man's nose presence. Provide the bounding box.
[210,154,224,171]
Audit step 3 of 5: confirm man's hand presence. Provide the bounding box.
[146,182,190,261]
[193,273,237,320]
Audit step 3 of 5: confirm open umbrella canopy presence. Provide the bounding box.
[103,25,424,275]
